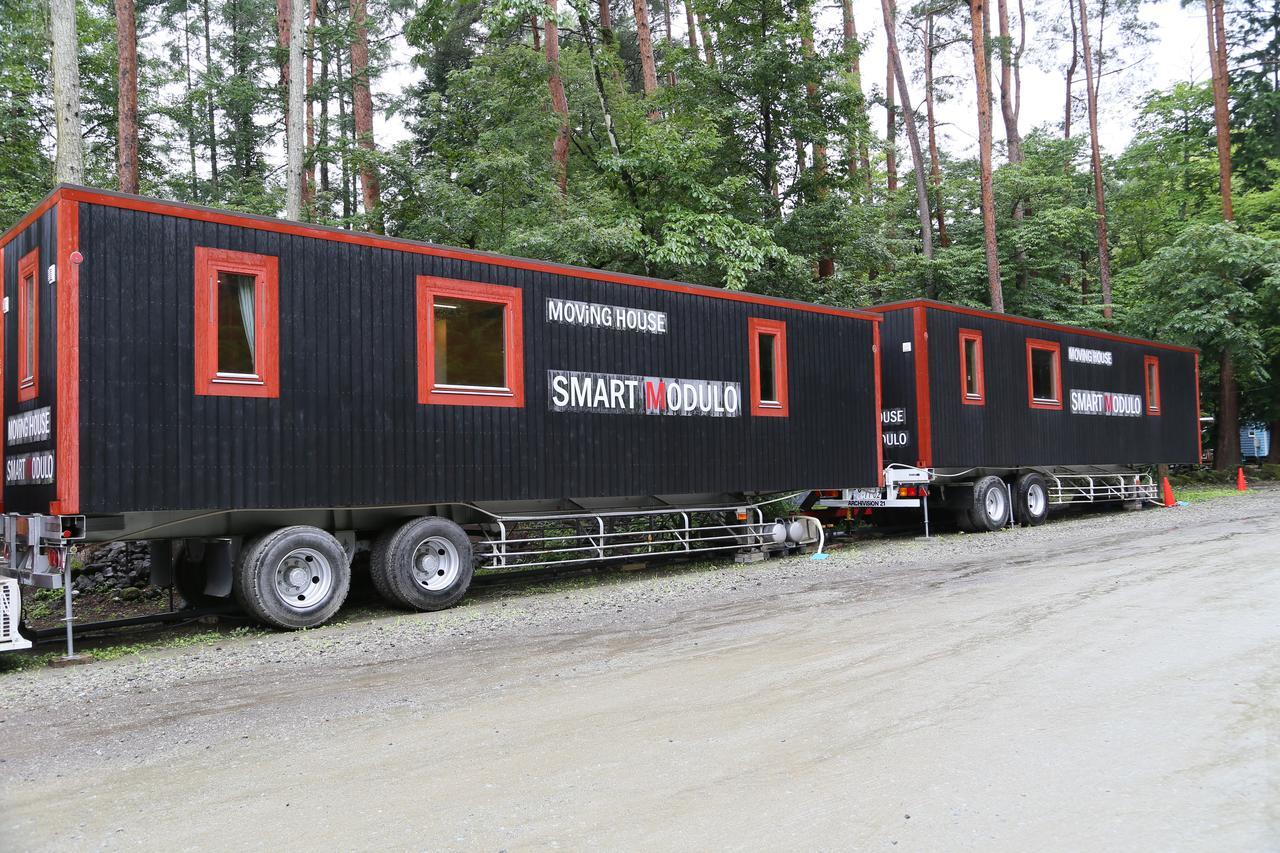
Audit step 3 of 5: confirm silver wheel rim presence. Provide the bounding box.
[1027,484,1046,516]
[412,537,462,591]
[273,547,334,612]
[985,487,1006,523]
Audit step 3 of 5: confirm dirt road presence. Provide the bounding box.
[3,493,1278,850]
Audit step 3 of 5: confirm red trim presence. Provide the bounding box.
[1194,353,1203,462]
[54,186,882,323]
[1026,338,1063,410]
[0,191,60,253]
[912,307,932,468]
[873,322,884,487]
[52,199,80,515]
[870,299,1198,355]
[16,247,39,403]
[417,276,525,408]
[1143,354,1161,415]
[747,317,789,417]
[194,247,280,398]
[958,328,985,406]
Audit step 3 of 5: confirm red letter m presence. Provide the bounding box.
[644,379,666,413]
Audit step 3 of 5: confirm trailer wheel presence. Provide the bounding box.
[233,526,351,629]
[369,517,474,611]
[1015,473,1050,526]
[968,476,1011,532]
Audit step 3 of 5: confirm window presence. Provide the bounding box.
[17,248,39,402]
[748,317,788,417]
[1026,338,1062,410]
[959,328,985,405]
[194,247,279,398]
[1144,355,1161,415]
[417,276,524,407]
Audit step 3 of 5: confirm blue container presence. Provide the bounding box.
[1241,423,1271,460]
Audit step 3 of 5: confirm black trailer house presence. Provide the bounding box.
[853,299,1200,531]
[0,186,883,631]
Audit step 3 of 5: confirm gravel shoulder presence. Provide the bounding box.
[1,489,1277,850]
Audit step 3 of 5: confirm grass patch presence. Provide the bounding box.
[1174,486,1245,503]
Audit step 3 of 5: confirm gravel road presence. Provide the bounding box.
[2,490,1277,850]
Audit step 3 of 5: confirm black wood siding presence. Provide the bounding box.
[2,206,59,511]
[924,307,1199,468]
[876,308,919,466]
[74,203,880,514]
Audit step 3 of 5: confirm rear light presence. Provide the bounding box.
[817,490,841,498]
[896,485,928,499]
[735,509,749,521]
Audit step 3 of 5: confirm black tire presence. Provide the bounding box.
[1015,473,1049,526]
[369,517,474,611]
[953,507,978,533]
[233,526,351,629]
[967,475,1011,532]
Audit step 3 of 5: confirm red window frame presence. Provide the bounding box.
[748,317,789,417]
[194,246,280,398]
[417,276,525,408]
[1144,355,1161,415]
[17,248,40,402]
[958,328,985,406]
[1025,338,1063,410]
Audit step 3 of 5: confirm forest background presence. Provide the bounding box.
[2,0,1278,466]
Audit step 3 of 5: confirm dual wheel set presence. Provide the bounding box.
[232,517,475,629]
[956,473,1050,532]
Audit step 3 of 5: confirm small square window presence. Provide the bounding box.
[748,317,788,417]
[1026,338,1062,410]
[194,247,280,398]
[17,247,39,402]
[959,329,984,405]
[1144,355,1161,415]
[418,277,524,408]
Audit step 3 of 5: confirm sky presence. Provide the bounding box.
[372,0,1216,160]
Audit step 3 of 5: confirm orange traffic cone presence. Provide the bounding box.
[1237,467,1248,491]
[1161,477,1177,508]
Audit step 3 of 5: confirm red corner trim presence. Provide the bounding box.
[747,317,789,417]
[51,198,80,514]
[912,306,932,468]
[869,299,1198,355]
[873,322,884,487]
[193,247,281,398]
[958,328,985,406]
[1143,354,1161,415]
[16,247,39,403]
[52,186,883,324]
[417,276,525,408]
[1026,338,1064,411]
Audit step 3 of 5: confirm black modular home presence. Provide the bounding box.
[868,299,1200,531]
[0,186,883,628]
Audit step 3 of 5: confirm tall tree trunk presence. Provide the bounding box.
[1215,350,1239,470]
[336,39,350,220]
[349,0,382,232]
[634,0,659,98]
[685,1,698,55]
[318,0,330,204]
[545,0,571,194]
[881,0,934,260]
[285,0,306,220]
[599,0,610,33]
[183,3,199,198]
[885,49,897,193]
[698,13,716,69]
[924,12,948,247]
[1078,0,1112,318]
[575,6,622,158]
[801,5,832,277]
[1205,0,1233,220]
[1267,419,1280,464]
[840,0,872,196]
[969,0,1003,312]
[115,0,139,193]
[664,0,675,86]
[51,0,85,183]
[304,0,317,212]
[995,0,1021,162]
[1064,0,1077,139]
[202,0,219,195]
[532,15,541,50]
